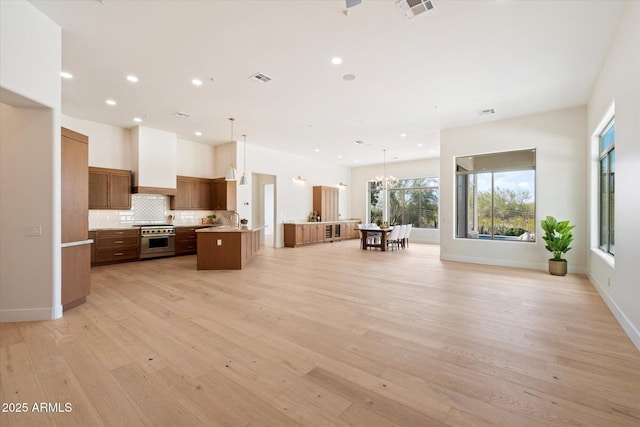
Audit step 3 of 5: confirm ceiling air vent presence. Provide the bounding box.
[397,0,434,20]
[173,111,191,119]
[354,140,366,145]
[249,72,272,83]
[479,108,496,116]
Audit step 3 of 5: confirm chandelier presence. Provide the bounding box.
[375,149,396,189]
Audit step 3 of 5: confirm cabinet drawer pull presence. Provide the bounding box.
[114,231,124,235]
[114,240,124,244]
[114,252,123,256]
[188,236,196,239]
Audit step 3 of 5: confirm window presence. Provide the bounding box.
[456,149,536,241]
[368,178,439,228]
[599,118,615,255]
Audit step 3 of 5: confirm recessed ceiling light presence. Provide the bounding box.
[195,131,202,136]
[331,57,343,65]
[133,117,142,123]
[337,155,343,159]
[314,148,320,152]
[343,74,356,81]
[192,78,203,86]
[105,99,116,106]
[354,160,360,163]
[417,143,423,147]
[60,71,73,79]
[126,75,138,83]
[400,133,407,138]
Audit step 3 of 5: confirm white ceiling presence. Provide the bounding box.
[31,0,625,166]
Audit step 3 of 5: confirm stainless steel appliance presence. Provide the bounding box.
[138,224,175,259]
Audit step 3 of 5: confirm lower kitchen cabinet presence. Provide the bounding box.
[91,229,140,265]
[175,226,207,255]
[283,221,361,247]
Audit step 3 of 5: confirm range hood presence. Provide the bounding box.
[131,126,178,195]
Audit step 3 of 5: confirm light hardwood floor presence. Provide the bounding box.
[1,241,639,426]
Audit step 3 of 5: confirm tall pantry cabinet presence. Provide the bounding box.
[61,128,91,311]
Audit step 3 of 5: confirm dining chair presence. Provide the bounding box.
[404,224,413,248]
[386,226,401,251]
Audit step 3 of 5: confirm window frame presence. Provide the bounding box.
[598,117,615,256]
[455,149,536,242]
[367,177,439,229]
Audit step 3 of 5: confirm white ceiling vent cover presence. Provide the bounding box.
[173,111,191,119]
[397,0,434,20]
[249,72,272,83]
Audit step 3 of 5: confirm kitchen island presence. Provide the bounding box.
[196,226,261,270]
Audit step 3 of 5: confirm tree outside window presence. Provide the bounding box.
[456,149,536,241]
[368,178,439,228]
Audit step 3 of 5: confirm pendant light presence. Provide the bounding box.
[225,117,237,181]
[239,134,248,186]
[375,149,396,189]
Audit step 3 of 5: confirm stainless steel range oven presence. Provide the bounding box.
[138,225,175,259]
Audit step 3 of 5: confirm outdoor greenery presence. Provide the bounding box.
[475,187,535,236]
[368,178,439,228]
[540,215,575,261]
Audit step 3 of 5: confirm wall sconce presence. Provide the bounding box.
[337,182,347,188]
[293,176,307,182]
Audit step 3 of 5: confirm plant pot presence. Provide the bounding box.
[548,259,568,276]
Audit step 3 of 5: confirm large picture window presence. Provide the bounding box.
[599,118,615,255]
[456,149,536,241]
[368,178,439,228]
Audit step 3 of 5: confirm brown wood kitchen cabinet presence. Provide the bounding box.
[92,229,140,265]
[62,127,91,311]
[89,167,132,209]
[175,226,207,255]
[171,176,213,210]
[313,186,339,222]
[213,178,236,211]
[284,221,361,247]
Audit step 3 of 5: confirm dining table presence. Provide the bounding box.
[359,227,393,251]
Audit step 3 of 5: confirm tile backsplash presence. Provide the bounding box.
[89,194,224,229]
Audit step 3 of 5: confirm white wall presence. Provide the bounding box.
[440,107,588,272]
[0,0,62,321]
[62,115,132,169]
[177,138,216,178]
[131,126,177,189]
[236,142,351,248]
[350,157,441,243]
[586,1,640,349]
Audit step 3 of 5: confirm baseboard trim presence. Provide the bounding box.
[589,273,640,351]
[0,305,63,322]
[440,253,587,274]
[440,253,546,271]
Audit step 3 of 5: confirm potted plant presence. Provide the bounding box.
[206,214,217,225]
[540,215,575,276]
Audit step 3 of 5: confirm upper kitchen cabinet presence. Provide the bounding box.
[213,178,236,211]
[171,176,213,210]
[89,167,132,209]
[313,186,339,222]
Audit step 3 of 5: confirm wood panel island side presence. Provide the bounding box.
[196,227,261,270]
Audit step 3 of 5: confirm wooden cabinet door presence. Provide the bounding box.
[193,180,212,209]
[295,225,305,245]
[214,180,236,210]
[89,170,109,209]
[173,178,193,209]
[309,224,319,243]
[109,172,131,209]
[62,130,88,243]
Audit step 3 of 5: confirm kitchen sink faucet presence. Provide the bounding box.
[229,211,240,229]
